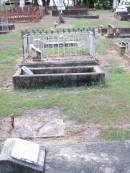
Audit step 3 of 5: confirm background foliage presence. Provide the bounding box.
[94,0,113,9]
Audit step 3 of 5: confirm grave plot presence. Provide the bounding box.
[2,138,130,173]
[0,108,100,143]
[98,25,130,38]
[13,28,105,88]
[0,138,45,173]
[0,17,15,34]
[114,40,130,58]
[52,8,99,19]
[51,0,98,19]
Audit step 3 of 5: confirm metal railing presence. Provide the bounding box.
[22,28,96,61]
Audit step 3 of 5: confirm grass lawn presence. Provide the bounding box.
[0,10,130,141]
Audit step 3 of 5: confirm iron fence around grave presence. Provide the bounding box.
[21,28,96,62]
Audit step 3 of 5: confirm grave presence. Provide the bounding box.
[13,65,105,88]
[1,139,130,172]
[13,29,105,88]
[114,40,130,58]
[114,41,127,56]
[0,138,45,173]
[98,25,130,38]
[11,117,65,138]
[52,8,99,19]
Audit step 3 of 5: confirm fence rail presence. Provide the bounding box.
[22,28,96,62]
[0,6,45,22]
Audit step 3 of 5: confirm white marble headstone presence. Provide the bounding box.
[57,0,65,10]
[11,139,40,164]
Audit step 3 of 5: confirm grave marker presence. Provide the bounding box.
[11,139,40,164]
[0,138,45,173]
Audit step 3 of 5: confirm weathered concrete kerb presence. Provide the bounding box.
[13,65,105,88]
[1,138,130,173]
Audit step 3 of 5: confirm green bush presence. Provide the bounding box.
[94,0,113,9]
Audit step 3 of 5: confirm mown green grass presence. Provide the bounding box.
[1,11,130,141]
[101,128,130,141]
[73,10,130,28]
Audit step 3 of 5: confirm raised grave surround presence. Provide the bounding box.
[1,138,130,172]
[13,65,105,88]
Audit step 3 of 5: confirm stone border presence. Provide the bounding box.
[13,65,105,89]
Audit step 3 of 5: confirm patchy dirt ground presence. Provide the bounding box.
[14,15,74,31]
[0,107,101,144]
[1,107,130,144]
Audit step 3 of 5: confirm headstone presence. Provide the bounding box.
[21,66,34,75]
[119,41,126,55]
[0,138,45,173]
[113,0,119,10]
[57,0,65,24]
[57,0,65,11]
[127,41,130,55]
[23,33,29,59]
[31,44,42,61]
[58,11,65,24]
[11,139,39,164]
[19,0,25,10]
[107,25,114,38]
[88,31,95,57]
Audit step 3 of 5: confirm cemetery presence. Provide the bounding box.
[2,0,130,172]
[13,29,105,88]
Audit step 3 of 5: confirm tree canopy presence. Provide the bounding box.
[94,0,113,9]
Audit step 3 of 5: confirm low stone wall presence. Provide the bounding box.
[21,57,99,68]
[13,65,105,89]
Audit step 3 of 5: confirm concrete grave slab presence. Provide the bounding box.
[45,141,130,173]
[2,139,130,172]
[11,108,65,139]
[0,138,45,173]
